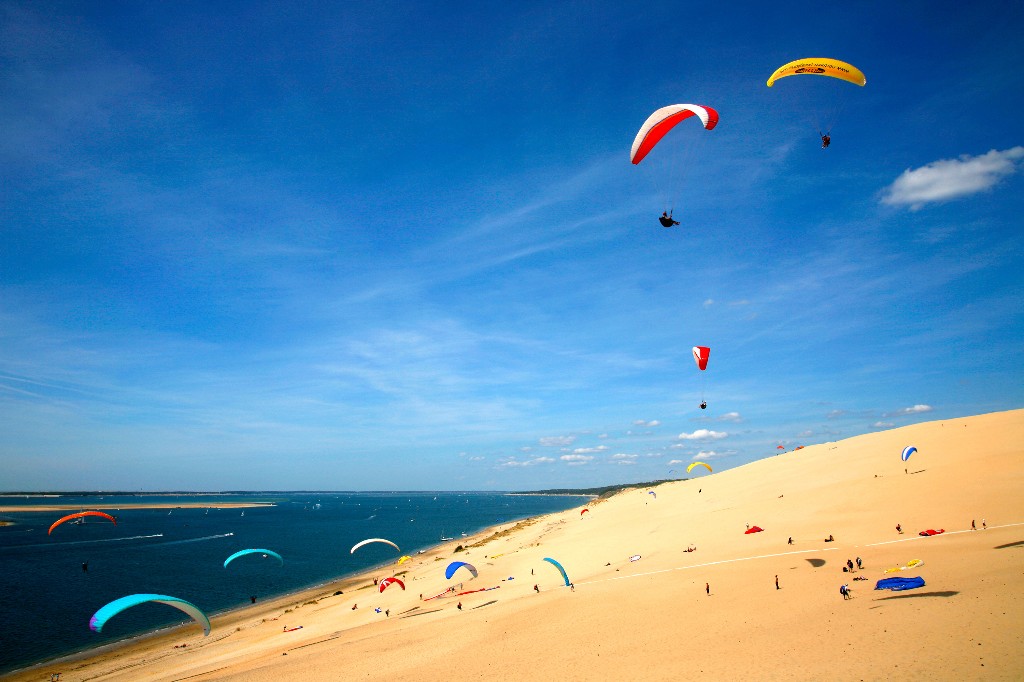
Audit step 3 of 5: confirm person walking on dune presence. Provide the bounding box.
[775,575,779,590]
[972,519,976,530]
[706,582,710,596]
[896,523,902,534]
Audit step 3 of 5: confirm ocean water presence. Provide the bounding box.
[0,492,586,674]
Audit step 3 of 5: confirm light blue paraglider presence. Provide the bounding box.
[648,491,657,499]
[223,549,284,569]
[543,557,570,586]
[444,561,479,580]
[901,446,917,462]
[90,594,211,636]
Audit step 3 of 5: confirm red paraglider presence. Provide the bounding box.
[379,577,405,593]
[631,105,719,165]
[692,346,710,371]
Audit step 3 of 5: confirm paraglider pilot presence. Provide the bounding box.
[700,401,707,410]
[659,211,680,227]
[820,133,830,149]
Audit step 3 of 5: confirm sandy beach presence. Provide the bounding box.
[9,409,1023,681]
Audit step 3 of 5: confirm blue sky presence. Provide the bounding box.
[2,1,1022,491]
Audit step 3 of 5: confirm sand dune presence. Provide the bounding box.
[12,409,1023,681]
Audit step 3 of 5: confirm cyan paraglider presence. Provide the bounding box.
[90,594,210,636]
[223,549,284,569]
[543,557,570,587]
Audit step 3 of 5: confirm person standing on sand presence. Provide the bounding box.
[983,519,987,530]
[788,537,793,545]
[457,602,462,611]
[775,575,779,590]
[896,523,902,534]
[706,582,710,595]
[972,519,976,530]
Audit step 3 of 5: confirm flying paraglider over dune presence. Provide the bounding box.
[223,549,284,569]
[543,557,570,587]
[631,104,718,227]
[49,511,117,535]
[90,594,210,636]
[693,346,710,409]
[445,561,479,580]
[767,58,865,147]
[379,577,405,593]
[901,446,918,462]
[350,538,400,554]
[686,461,712,475]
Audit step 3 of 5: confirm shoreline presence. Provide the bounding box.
[4,504,581,679]
[0,502,277,513]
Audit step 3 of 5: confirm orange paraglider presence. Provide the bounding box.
[49,511,117,535]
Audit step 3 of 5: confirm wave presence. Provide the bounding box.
[156,532,235,546]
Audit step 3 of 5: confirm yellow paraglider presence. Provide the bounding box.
[766,58,866,87]
[397,555,412,565]
[687,461,712,474]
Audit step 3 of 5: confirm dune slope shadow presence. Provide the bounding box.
[805,558,826,567]
[994,540,1024,549]
[876,590,959,600]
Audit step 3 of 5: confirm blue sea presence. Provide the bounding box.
[0,492,586,674]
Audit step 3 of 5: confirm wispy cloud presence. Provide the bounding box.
[717,412,742,422]
[560,454,593,465]
[882,147,1024,210]
[633,419,661,427]
[572,445,608,454]
[540,435,576,447]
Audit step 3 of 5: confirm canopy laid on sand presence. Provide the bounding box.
[744,526,764,534]
[90,594,210,636]
[875,576,925,591]
[49,511,117,535]
[918,529,945,536]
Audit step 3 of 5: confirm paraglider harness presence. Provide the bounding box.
[659,211,680,228]
[820,133,831,148]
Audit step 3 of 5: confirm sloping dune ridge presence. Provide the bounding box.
[13,409,1023,681]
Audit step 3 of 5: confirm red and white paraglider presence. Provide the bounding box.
[693,346,710,409]
[631,104,719,227]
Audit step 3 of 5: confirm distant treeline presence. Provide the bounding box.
[516,479,684,498]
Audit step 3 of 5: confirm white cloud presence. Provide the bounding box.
[560,454,593,464]
[540,435,576,447]
[678,429,727,441]
[886,404,933,417]
[703,299,714,308]
[611,453,637,460]
[717,412,742,422]
[873,421,894,428]
[533,456,554,463]
[468,456,485,461]
[668,459,683,465]
[500,460,530,468]
[827,409,846,419]
[598,433,609,439]
[882,147,1024,210]
[693,450,723,460]
[572,445,609,454]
